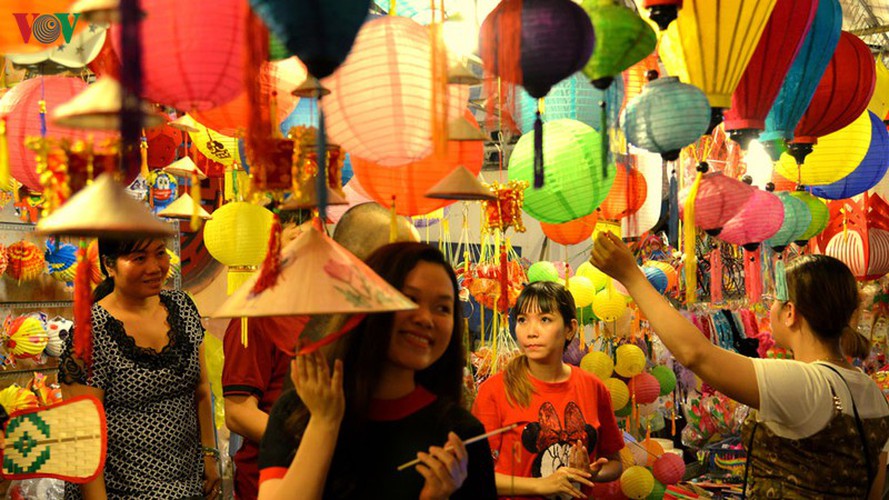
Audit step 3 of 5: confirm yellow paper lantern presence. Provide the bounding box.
[621,465,655,499]
[615,344,646,378]
[568,276,596,308]
[187,115,240,166]
[647,0,778,109]
[204,202,274,293]
[619,446,636,469]
[593,288,628,322]
[604,377,630,410]
[868,58,889,120]
[4,314,49,360]
[581,351,614,380]
[576,261,609,291]
[775,110,872,186]
[0,385,39,414]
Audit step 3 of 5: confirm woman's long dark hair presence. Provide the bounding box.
[93,238,156,302]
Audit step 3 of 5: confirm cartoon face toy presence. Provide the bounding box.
[148,170,178,213]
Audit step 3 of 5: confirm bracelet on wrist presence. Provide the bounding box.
[202,446,220,460]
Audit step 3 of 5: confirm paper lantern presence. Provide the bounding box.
[642,266,668,294]
[791,190,829,245]
[6,241,45,282]
[147,124,183,169]
[645,260,678,292]
[761,0,842,144]
[0,385,39,415]
[190,58,306,137]
[604,377,630,410]
[540,212,599,246]
[632,440,664,467]
[811,111,889,200]
[4,314,49,360]
[0,244,8,277]
[599,161,647,220]
[821,194,889,280]
[581,1,657,89]
[615,344,646,377]
[518,73,623,133]
[650,365,677,396]
[651,0,777,111]
[631,372,661,404]
[322,16,468,167]
[622,149,663,238]
[765,191,812,252]
[621,466,655,499]
[621,54,659,110]
[724,0,817,148]
[45,316,73,358]
[577,261,610,291]
[593,289,628,323]
[204,202,274,293]
[679,170,755,235]
[45,240,79,285]
[581,350,614,380]
[619,446,636,469]
[568,276,596,308]
[351,131,484,216]
[593,480,629,500]
[775,109,872,186]
[718,188,784,250]
[528,261,560,283]
[187,118,240,167]
[508,119,614,223]
[869,58,889,120]
[622,77,710,161]
[647,480,667,500]
[652,453,685,485]
[111,0,245,111]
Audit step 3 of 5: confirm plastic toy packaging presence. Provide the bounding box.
[681,392,749,448]
[6,478,64,499]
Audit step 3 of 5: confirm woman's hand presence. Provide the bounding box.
[568,440,609,481]
[416,432,469,500]
[535,466,594,498]
[589,232,643,284]
[203,455,221,499]
[290,349,344,428]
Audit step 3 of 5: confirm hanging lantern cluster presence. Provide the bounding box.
[810,111,889,200]
[765,190,811,252]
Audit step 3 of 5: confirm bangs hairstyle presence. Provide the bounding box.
[513,281,577,324]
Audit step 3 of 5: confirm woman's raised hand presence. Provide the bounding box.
[290,349,345,427]
[416,432,469,500]
[590,232,642,284]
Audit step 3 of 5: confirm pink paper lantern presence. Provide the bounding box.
[2,77,118,191]
[322,16,469,167]
[679,170,755,235]
[718,188,785,250]
[630,372,661,405]
[111,0,246,111]
[652,453,686,485]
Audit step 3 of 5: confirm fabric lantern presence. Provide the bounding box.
[724,0,818,148]
[604,377,630,410]
[631,372,662,405]
[190,58,306,137]
[540,212,599,246]
[679,170,756,235]
[4,314,49,360]
[568,276,596,308]
[111,0,245,111]
[580,0,657,90]
[718,188,784,250]
[868,58,889,120]
[642,266,668,294]
[615,344,646,377]
[599,160,647,221]
[508,119,614,223]
[652,454,686,485]
[6,241,45,282]
[761,0,842,145]
[351,131,484,216]
[322,16,468,167]
[811,111,889,200]
[786,31,876,164]
[528,261,560,283]
[593,288,628,323]
[765,191,812,252]
[3,76,117,191]
[790,190,828,245]
[623,149,663,238]
[621,466,655,500]
[820,193,889,281]
[621,53,659,110]
[577,261,610,291]
[45,239,79,285]
[518,73,623,133]
[479,0,595,187]
[204,202,274,294]
[581,351,614,380]
[650,365,677,395]
[622,77,710,161]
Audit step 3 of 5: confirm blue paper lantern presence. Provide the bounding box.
[44,240,78,286]
[517,73,624,134]
[760,0,842,145]
[765,191,812,252]
[642,266,668,294]
[811,111,889,200]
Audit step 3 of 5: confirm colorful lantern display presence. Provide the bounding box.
[580,0,657,90]
[811,111,889,200]
[765,191,811,252]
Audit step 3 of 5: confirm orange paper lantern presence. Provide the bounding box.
[599,160,648,220]
[6,241,45,282]
[540,212,599,245]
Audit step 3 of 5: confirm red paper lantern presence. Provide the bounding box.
[5,240,45,282]
[630,372,661,404]
[111,0,246,111]
[724,0,818,148]
[599,160,647,221]
[540,212,599,246]
[87,34,121,80]
[146,125,184,169]
[652,453,686,485]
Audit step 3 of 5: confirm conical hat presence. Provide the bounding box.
[212,224,417,317]
[36,173,175,238]
[291,76,330,98]
[426,165,496,201]
[163,157,207,180]
[169,115,200,133]
[71,0,119,23]
[52,77,165,130]
[448,61,481,86]
[278,185,349,210]
[448,115,488,141]
[157,193,212,220]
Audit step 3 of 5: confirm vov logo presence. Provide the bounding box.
[12,13,81,45]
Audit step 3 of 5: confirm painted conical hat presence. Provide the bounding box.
[426,165,496,200]
[52,77,165,130]
[157,193,212,220]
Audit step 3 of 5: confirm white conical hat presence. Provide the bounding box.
[157,193,212,220]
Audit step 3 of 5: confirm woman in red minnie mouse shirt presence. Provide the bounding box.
[472,281,624,499]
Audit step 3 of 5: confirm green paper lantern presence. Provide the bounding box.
[765,191,812,252]
[790,191,829,244]
[508,119,615,224]
[650,365,677,396]
[646,479,667,500]
[615,403,632,417]
[577,304,598,325]
[528,261,560,282]
[581,0,657,89]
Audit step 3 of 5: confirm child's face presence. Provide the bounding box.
[516,301,574,365]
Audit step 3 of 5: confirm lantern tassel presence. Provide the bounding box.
[668,167,679,248]
[600,100,608,178]
[241,317,249,348]
[0,118,9,192]
[316,104,328,221]
[390,195,398,243]
[74,244,93,372]
[190,172,201,231]
[744,248,763,303]
[251,214,283,294]
[710,242,722,304]
[498,241,509,312]
[533,109,544,188]
[683,164,705,304]
[774,254,787,301]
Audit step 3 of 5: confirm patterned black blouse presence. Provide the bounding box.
[60,290,205,499]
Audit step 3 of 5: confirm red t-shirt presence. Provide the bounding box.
[472,365,624,499]
[222,315,308,500]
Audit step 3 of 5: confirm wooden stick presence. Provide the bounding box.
[396,423,518,471]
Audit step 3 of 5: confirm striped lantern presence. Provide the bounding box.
[621,53,659,110]
[622,149,663,238]
[630,372,661,404]
[581,351,614,380]
[765,191,812,252]
[810,111,889,200]
[820,193,889,280]
[204,202,274,294]
[604,377,630,410]
[539,212,599,246]
[621,466,655,499]
[6,241,45,282]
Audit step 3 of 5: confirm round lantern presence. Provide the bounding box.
[45,316,73,358]
[623,149,664,238]
[568,276,596,308]
[581,351,614,380]
[518,73,623,133]
[791,191,829,245]
[508,119,614,224]
[191,58,307,137]
[581,1,657,90]
[0,243,8,277]
[761,0,842,144]
[650,365,677,396]
[45,240,79,285]
[528,261,560,283]
[645,260,678,292]
[593,289,628,323]
[0,385,39,414]
[679,170,755,235]
[868,59,889,120]
[3,77,117,191]
[652,453,686,485]
[718,188,784,250]
[724,0,818,148]
[599,161,648,220]
[6,241,45,282]
[576,261,609,291]
[631,440,664,467]
[147,125,184,169]
[604,377,630,410]
[622,77,710,161]
[811,111,889,200]
[4,314,49,360]
[204,202,274,294]
[825,228,889,281]
[631,372,661,404]
[619,446,636,469]
[615,344,646,378]
[648,480,667,499]
[642,266,668,294]
[765,191,812,252]
[540,212,599,246]
[112,0,245,111]
[621,466,655,500]
[622,54,660,110]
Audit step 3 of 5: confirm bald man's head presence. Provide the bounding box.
[332,202,420,260]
